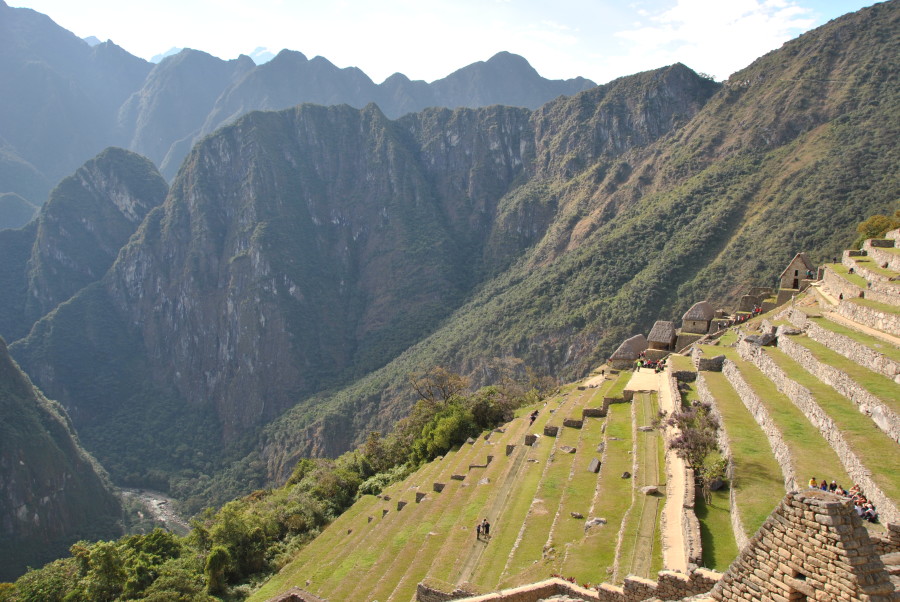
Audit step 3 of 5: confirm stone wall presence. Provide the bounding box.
[720,361,796,491]
[835,298,900,336]
[737,340,900,524]
[776,334,900,441]
[419,570,723,602]
[863,244,900,273]
[822,266,865,300]
[709,490,895,601]
[786,309,900,382]
[681,467,702,568]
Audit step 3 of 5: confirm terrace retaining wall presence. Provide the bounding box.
[737,340,900,524]
[836,299,900,336]
[786,308,900,382]
[776,334,900,442]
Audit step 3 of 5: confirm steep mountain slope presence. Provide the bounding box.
[0,336,122,581]
[8,65,716,504]
[256,1,898,480]
[0,148,167,343]
[9,2,898,513]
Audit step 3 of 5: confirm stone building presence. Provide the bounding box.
[608,334,648,369]
[779,252,815,290]
[681,301,715,335]
[647,321,677,351]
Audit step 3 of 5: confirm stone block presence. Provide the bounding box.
[450,474,465,481]
[543,425,559,437]
[505,444,516,456]
[587,458,601,473]
[582,407,605,418]
[397,501,406,511]
[524,434,537,446]
[563,418,583,429]
[559,445,576,454]
[433,482,445,493]
[415,492,426,503]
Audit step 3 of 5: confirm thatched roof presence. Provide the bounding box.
[609,334,648,360]
[647,320,676,344]
[683,300,715,322]
[779,252,815,279]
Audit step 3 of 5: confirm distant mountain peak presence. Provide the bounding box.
[151,46,183,63]
[83,35,101,46]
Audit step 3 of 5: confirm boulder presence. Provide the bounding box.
[637,425,654,432]
[544,425,559,437]
[640,485,660,495]
[559,445,576,454]
[466,437,476,445]
[622,471,632,479]
[745,332,776,346]
[587,458,601,473]
[584,517,607,530]
[478,478,490,485]
[776,325,802,337]
[570,512,584,519]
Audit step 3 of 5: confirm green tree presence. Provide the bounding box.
[204,546,230,595]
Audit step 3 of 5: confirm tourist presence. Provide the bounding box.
[820,480,828,491]
[809,476,817,488]
[829,480,837,492]
[482,518,491,538]
[476,521,482,540]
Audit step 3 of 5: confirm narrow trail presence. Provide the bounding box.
[658,368,688,573]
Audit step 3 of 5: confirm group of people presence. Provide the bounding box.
[636,355,667,373]
[529,410,539,425]
[808,477,879,523]
[475,518,492,540]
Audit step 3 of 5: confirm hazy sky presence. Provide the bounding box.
[12,0,880,84]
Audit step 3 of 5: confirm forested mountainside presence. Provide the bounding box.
[0,0,593,206]
[4,2,896,515]
[0,148,167,343]
[0,337,122,581]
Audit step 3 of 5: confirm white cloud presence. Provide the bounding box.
[609,0,816,80]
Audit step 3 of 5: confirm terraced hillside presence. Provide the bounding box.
[252,230,900,601]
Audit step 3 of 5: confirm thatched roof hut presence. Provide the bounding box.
[608,334,648,368]
[647,320,676,350]
[683,301,715,322]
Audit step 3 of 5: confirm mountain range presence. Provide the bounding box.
[0,0,897,579]
[0,0,594,209]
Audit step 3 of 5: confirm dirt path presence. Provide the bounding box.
[657,368,688,573]
[626,368,660,393]
[823,310,900,347]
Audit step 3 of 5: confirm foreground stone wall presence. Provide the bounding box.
[776,334,900,441]
[710,490,895,601]
[864,241,900,272]
[737,340,900,524]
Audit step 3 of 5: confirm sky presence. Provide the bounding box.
[12,0,881,84]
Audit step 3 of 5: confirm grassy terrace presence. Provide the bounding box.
[698,369,784,538]
[694,488,737,572]
[498,421,582,586]
[607,371,632,399]
[615,392,665,581]
[847,296,900,315]
[761,346,900,502]
[669,354,694,373]
[366,420,532,602]
[849,256,898,279]
[709,346,854,499]
[826,263,869,288]
[784,334,900,416]
[557,400,633,584]
[809,316,900,363]
[548,412,608,575]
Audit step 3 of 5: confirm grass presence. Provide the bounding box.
[784,334,900,416]
[826,263,869,288]
[669,354,694,372]
[847,296,900,316]
[713,347,855,496]
[557,401,634,584]
[852,256,898,279]
[694,488,738,571]
[699,369,786,537]
[607,371,632,399]
[761,346,900,502]
[614,393,664,581]
[809,316,900,363]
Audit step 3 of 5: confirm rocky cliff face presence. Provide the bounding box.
[0,336,122,581]
[10,65,713,499]
[0,148,167,343]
